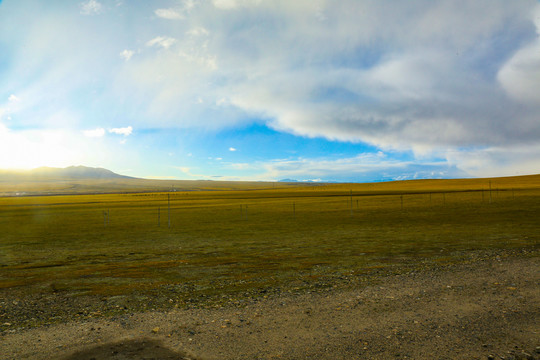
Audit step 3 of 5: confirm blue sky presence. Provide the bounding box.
[1,0,540,182]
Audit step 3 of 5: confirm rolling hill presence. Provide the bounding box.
[0,165,539,197]
[0,166,132,181]
[0,165,312,196]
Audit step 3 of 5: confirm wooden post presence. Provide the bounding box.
[168,193,171,228]
[350,190,353,216]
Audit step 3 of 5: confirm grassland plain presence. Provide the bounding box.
[0,176,539,337]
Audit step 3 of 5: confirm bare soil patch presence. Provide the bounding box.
[1,249,539,360]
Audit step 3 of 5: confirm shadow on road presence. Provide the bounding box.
[60,338,200,360]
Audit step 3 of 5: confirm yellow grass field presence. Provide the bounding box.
[1,175,539,326]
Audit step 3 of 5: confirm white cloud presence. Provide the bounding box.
[212,0,238,9]
[445,144,540,178]
[186,27,210,37]
[83,127,105,138]
[229,147,236,151]
[154,8,185,20]
[212,0,259,10]
[183,0,197,11]
[80,0,102,15]
[0,95,21,122]
[109,126,133,136]
[8,94,20,103]
[178,51,217,70]
[497,4,540,105]
[119,49,134,61]
[155,1,197,20]
[146,36,177,49]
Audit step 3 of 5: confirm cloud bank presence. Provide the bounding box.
[1,0,540,179]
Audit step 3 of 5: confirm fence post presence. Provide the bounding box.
[350,190,353,216]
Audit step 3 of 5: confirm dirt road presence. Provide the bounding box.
[1,250,539,360]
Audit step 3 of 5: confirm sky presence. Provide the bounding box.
[1,0,540,182]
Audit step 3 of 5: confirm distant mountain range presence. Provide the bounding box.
[0,166,133,181]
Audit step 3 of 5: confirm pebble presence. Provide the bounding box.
[152,327,160,334]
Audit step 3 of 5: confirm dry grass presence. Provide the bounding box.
[1,175,539,302]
